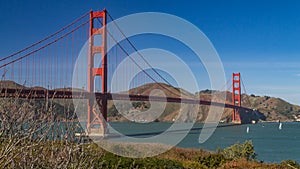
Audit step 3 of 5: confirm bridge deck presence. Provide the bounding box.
[0,88,252,111]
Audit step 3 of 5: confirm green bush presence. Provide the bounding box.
[223,140,257,161]
[281,160,300,169]
[182,161,209,169]
[197,153,227,168]
[100,152,184,169]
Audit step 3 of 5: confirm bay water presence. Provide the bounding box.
[108,122,300,163]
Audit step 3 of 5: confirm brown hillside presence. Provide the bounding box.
[127,83,194,98]
[109,83,300,123]
[0,80,27,89]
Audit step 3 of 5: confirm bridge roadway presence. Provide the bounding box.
[0,88,252,111]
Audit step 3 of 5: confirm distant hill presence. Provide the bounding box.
[0,80,27,89]
[0,81,77,121]
[0,80,86,92]
[241,94,300,122]
[109,83,300,123]
[108,83,197,122]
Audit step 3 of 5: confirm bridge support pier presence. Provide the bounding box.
[87,9,108,136]
[232,73,241,124]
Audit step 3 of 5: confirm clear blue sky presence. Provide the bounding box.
[1,0,300,104]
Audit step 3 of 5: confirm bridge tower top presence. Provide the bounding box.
[88,9,107,94]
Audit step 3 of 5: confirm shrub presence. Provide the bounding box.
[182,161,208,169]
[281,160,300,169]
[100,152,184,168]
[197,153,227,168]
[223,140,257,161]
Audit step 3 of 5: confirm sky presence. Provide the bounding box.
[1,0,300,104]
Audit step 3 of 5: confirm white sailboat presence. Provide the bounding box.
[246,126,250,133]
[279,122,282,130]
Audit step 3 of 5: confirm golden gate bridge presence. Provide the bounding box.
[0,9,252,136]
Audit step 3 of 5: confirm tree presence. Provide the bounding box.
[223,140,257,161]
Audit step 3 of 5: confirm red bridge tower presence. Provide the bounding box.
[232,73,241,123]
[87,9,107,136]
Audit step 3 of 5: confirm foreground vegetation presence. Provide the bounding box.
[0,138,299,169]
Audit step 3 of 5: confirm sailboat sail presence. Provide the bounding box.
[279,123,282,130]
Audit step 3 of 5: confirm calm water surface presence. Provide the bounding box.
[108,122,300,163]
